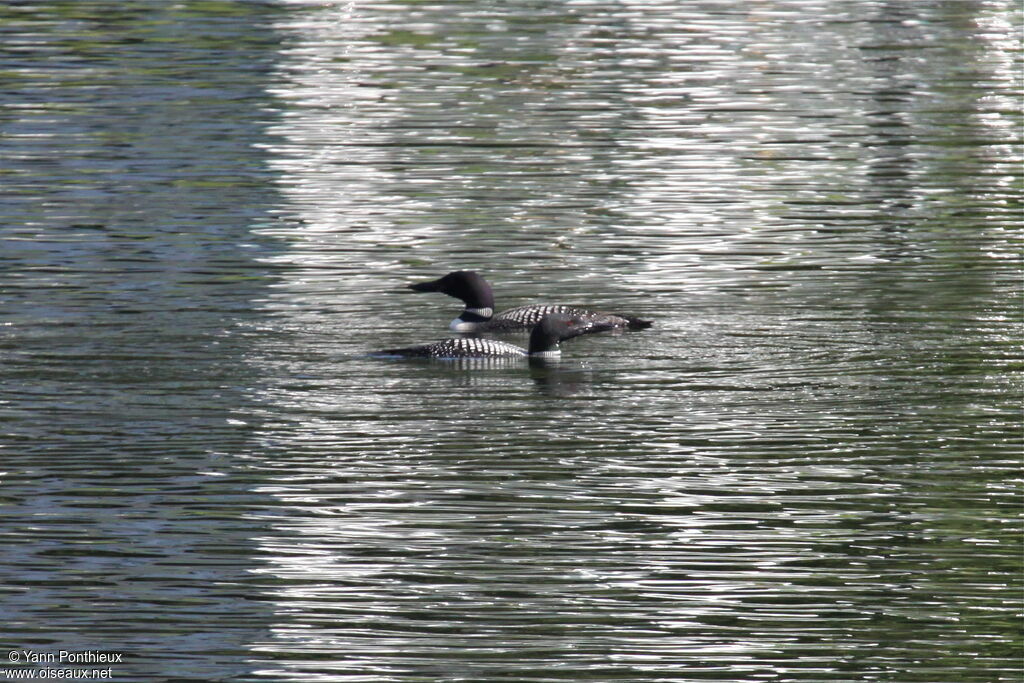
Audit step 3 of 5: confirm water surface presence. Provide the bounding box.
[0,1,1020,681]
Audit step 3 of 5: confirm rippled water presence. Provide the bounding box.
[1,1,1020,681]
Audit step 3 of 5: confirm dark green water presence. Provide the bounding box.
[1,1,1020,681]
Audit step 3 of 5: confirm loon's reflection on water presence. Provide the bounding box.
[528,357,603,398]
[366,353,604,397]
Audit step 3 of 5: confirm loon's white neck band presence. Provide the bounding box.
[449,307,493,332]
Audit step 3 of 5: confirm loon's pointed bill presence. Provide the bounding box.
[407,279,442,293]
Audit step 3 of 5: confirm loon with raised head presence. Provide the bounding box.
[377,314,611,359]
[407,270,653,333]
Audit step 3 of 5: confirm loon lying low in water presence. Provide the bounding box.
[407,270,653,333]
[377,314,612,359]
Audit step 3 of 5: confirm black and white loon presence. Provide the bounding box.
[407,270,652,333]
[377,314,611,359]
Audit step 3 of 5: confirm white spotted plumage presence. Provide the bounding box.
[494,305,587,327]
[382,336,528,359]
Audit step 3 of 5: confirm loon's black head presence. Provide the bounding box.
[527,313,614,356]
[407,270,495,310]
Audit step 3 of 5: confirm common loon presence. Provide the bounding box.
[407,270,653,333]
[377,314,611,359]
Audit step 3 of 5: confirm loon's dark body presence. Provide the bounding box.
[484,304,640,332]
[407,271,652,333]
[378,314,609,359]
